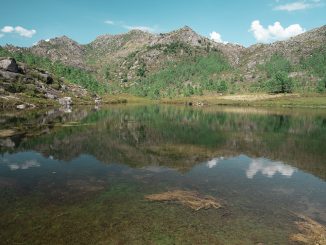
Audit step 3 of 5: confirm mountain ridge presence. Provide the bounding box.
[23,24,325,71]
[1,24,325,98]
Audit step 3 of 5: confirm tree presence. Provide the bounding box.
[136,65,146,77]
[316,77,326,93]
[266,71,293,93]
[264,54,291,78]
[217,80,228,93]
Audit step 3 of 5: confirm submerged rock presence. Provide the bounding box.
[145,190,222,211]
[16,103,35,110]
[16,104,26,110]
[0,129,17,138]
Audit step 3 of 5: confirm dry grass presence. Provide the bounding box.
[220,93,299,101]
[145,190,222,211]
[161,93,326,108]
[290,214,326,244]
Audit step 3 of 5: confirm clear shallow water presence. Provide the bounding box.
[0,105,325,244]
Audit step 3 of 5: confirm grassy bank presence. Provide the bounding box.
[161,93,326,108]
[2,92,326,110]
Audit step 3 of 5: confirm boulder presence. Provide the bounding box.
[45,93,57,99]
[0,70,20,80]
[94,96,102,105]
[16,104,26,110]
[58,97,72,106]
[0,138,15,148]
[39,73,54,84]
[0,58,19,73]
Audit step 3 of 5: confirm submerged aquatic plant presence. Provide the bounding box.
[145,190,222,211]
[290,214,326,244]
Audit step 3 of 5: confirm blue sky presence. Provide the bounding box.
[0,0,325,47]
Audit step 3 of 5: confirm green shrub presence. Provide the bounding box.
[300,48,326,77]
[316,77,326,93]
[217,80,228,92]
[136,65,146,77]
[263,54,291,78]
[266,71,293,93]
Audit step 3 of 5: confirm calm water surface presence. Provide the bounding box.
[0,105,325,244]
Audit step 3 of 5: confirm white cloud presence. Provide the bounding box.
[104,19,157,33]
[104,20,115,25]
[1,25,36,38]
[250,20,305,43]
[7,159,41,171]
[1,26,14,33]
[246,158,296,179]
[206,157,224,168]
[123,25,156,33]
[209,31,228,44]
[274,0,323,11]
[14,26,36,37]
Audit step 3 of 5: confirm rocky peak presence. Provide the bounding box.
[177,25,196,33]
[30,35,86,69]
[89,30,156,57]
[154,25,206,47]
[37,35,81,47]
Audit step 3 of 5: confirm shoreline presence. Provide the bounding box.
[1,93,326,110]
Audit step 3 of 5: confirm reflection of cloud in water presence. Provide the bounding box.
[246,158,296,179]
[7,159,41,171]
[207,157,224,168]
[142,166,173,173]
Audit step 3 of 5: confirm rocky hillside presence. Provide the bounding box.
[24,25,325,71]
[31,36,87,69]
[239,25,326,76]
[1,24,326,98]
[0,57,95,109]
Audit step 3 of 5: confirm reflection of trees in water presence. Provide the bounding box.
[2,105,326,179]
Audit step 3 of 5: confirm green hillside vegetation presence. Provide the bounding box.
[250,51,326,94]
[259,54,294,93]
[0,47,107,94]
[126,52,231,99]
[300,47,326,92]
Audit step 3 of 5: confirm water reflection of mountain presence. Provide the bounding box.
[1,105,326,180]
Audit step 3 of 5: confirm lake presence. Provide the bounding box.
[0,105,325,244]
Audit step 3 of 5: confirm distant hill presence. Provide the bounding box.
[1,25,326,98]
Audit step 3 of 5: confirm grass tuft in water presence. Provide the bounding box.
[145,190,222,211]
[290,213,326,244]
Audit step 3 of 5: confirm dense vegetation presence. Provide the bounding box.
[0,47,107,93]
[259,54,294,93]
[119,50,326,98]
[126,52,231,99]
[252,51,326,94]
[300,47,326,92]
